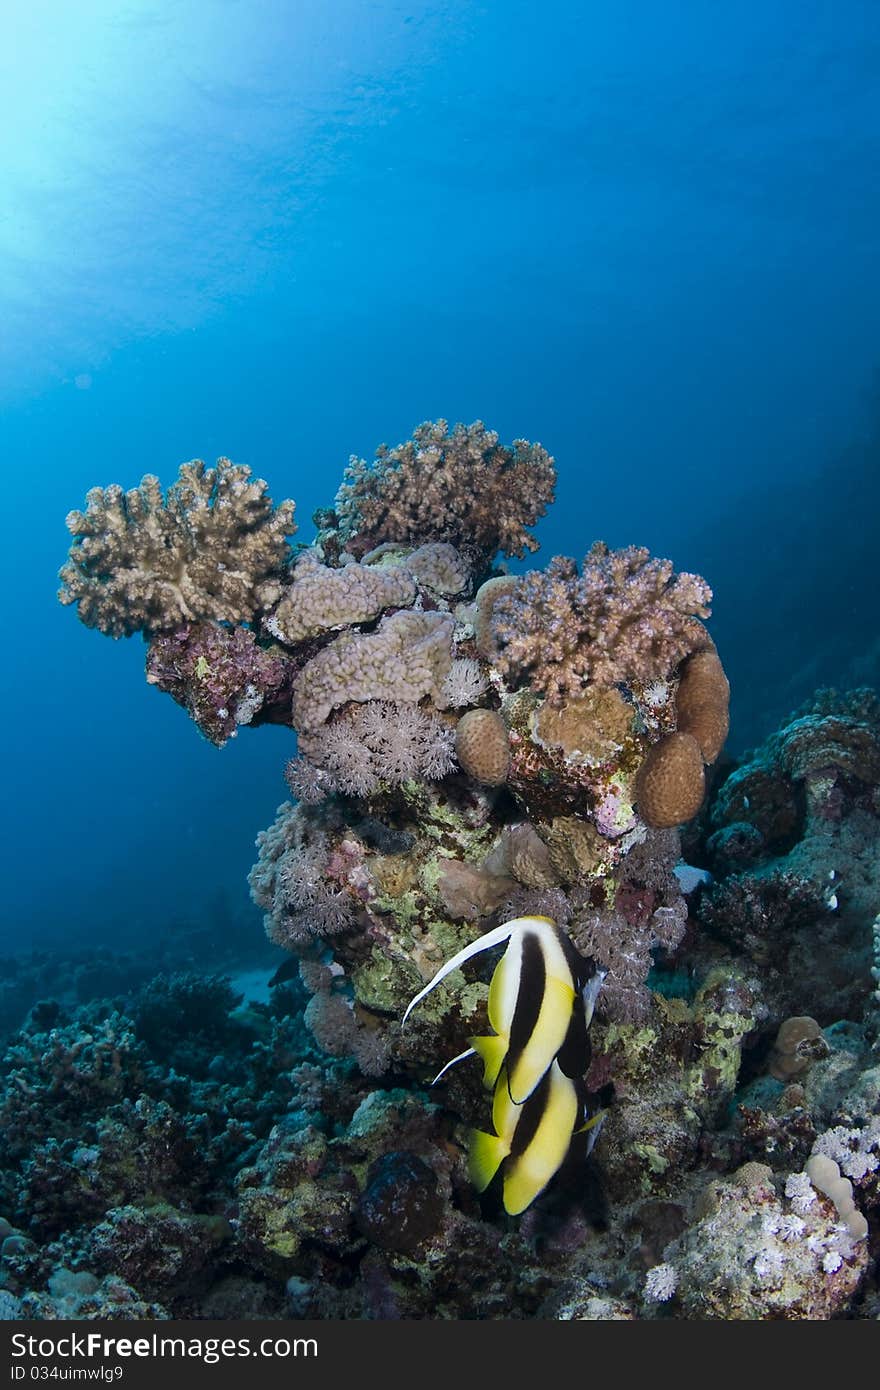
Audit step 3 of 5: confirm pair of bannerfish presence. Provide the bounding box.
[403,916,608,1215]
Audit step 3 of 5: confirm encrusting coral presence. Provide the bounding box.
[267,551,417,645]
[290,610,455,735]
[145,622,291,747]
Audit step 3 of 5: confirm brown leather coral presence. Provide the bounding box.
[675,647,730,764]
[455,708,510,785]
[636,731,706,829]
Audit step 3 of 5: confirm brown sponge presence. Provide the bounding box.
[675,648,730,764]
[455,709,510,786]
[636,731,706,828]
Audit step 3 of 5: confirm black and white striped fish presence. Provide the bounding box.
[403,915,605,1104]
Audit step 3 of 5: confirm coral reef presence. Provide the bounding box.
[2,935,875,1321]
[52,421,880,1321]
[697,688,880,1022]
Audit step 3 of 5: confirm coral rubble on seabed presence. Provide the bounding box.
[32,419,877,1320]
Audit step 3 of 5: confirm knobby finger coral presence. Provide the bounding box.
[333,419,556,565]
[59,460,296,637]
[488,543,712,705]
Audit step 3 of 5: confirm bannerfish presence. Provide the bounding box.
[403,915,604,1105]
[469,1059,609,1216]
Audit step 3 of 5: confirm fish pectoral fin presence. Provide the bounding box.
[574,1108,608,1136]
[469,1034,509,1091]
[430,1046,477,1086]
[468,1129,511,1193]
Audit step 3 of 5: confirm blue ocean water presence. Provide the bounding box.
[1,0,878,961]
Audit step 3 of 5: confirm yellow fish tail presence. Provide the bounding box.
[468,1128,511,1193]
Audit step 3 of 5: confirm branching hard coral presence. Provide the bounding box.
[59,460,296,637]
[333,419,556,563]
[490,544,712,704]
